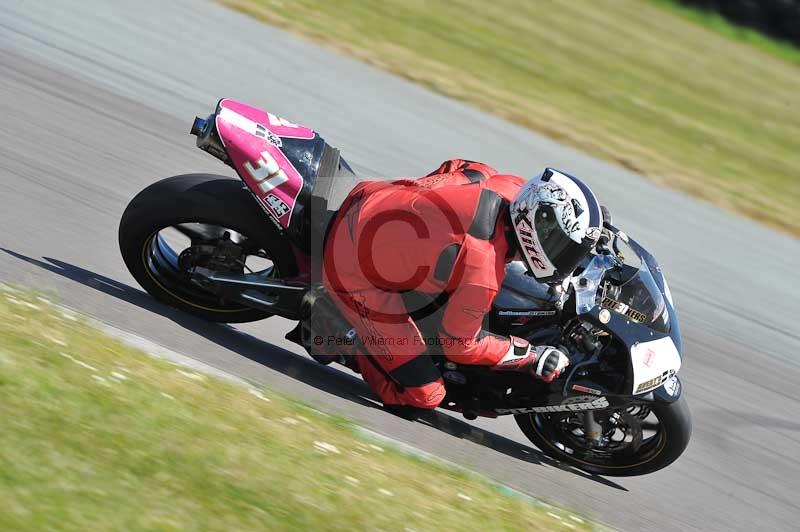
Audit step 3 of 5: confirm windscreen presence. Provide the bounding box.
[603,264,669,332]
[572,237,670,333]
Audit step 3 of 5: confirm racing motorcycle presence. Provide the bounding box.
[119,99,691,476]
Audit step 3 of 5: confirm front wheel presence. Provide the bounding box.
[515,396,692,476]
[119,174,298,323]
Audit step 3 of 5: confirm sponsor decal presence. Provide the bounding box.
[264,193,290,219]
[254,124,283,147]
[601,296,646,323]
[251,195,284,231]
[572,384,602,396]
[643,348,657,368]
[514,216,548,271]
[266,131,282,147]
[495,396,609,414]
[498,310,557,317]
[635,376,662,393]
[663,375,680,396]
[635,370,672,394]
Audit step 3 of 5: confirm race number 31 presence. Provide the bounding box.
[243,151,289,193]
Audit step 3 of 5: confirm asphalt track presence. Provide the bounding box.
[1,1,799,530]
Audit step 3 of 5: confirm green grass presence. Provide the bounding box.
[649,0,800,67]
[223,0,800,236]
[0,287,595,531]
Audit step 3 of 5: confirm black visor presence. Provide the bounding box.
[534,206,591,279]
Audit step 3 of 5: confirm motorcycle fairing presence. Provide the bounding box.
[215,99,314,230]
[624,237,683,396]
[573,303,683,401]
[629,336,681,394]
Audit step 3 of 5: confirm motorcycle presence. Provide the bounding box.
[119,99,691,476]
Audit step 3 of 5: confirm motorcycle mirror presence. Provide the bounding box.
[601,205,613,227]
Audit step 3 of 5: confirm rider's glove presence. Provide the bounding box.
[493,337,570,383]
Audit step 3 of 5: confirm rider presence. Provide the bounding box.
[322,160,603,413]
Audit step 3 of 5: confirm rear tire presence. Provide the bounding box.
[119,174,297,323]
[515,396,692,476]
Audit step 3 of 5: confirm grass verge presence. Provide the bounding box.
[0,287,595,531]
[222,0,800,237]
[648,0,800,67]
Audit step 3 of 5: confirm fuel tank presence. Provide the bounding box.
[490,261,561,334]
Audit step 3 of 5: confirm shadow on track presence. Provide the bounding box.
[0,248,627,491]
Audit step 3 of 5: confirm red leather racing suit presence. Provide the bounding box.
[322,160,524,409]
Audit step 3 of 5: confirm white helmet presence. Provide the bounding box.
[509,168,603,283]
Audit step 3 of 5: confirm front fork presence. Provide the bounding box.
[583,411,604,443]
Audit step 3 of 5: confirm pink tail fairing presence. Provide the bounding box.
[214,99,315,231]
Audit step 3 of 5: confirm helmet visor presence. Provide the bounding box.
[534,205,590,279]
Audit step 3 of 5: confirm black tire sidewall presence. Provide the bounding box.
[119,174,297,323]
[515,395,692,476]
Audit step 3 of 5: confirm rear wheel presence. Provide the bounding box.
[119,174,298,323]
[515,396,691,476]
